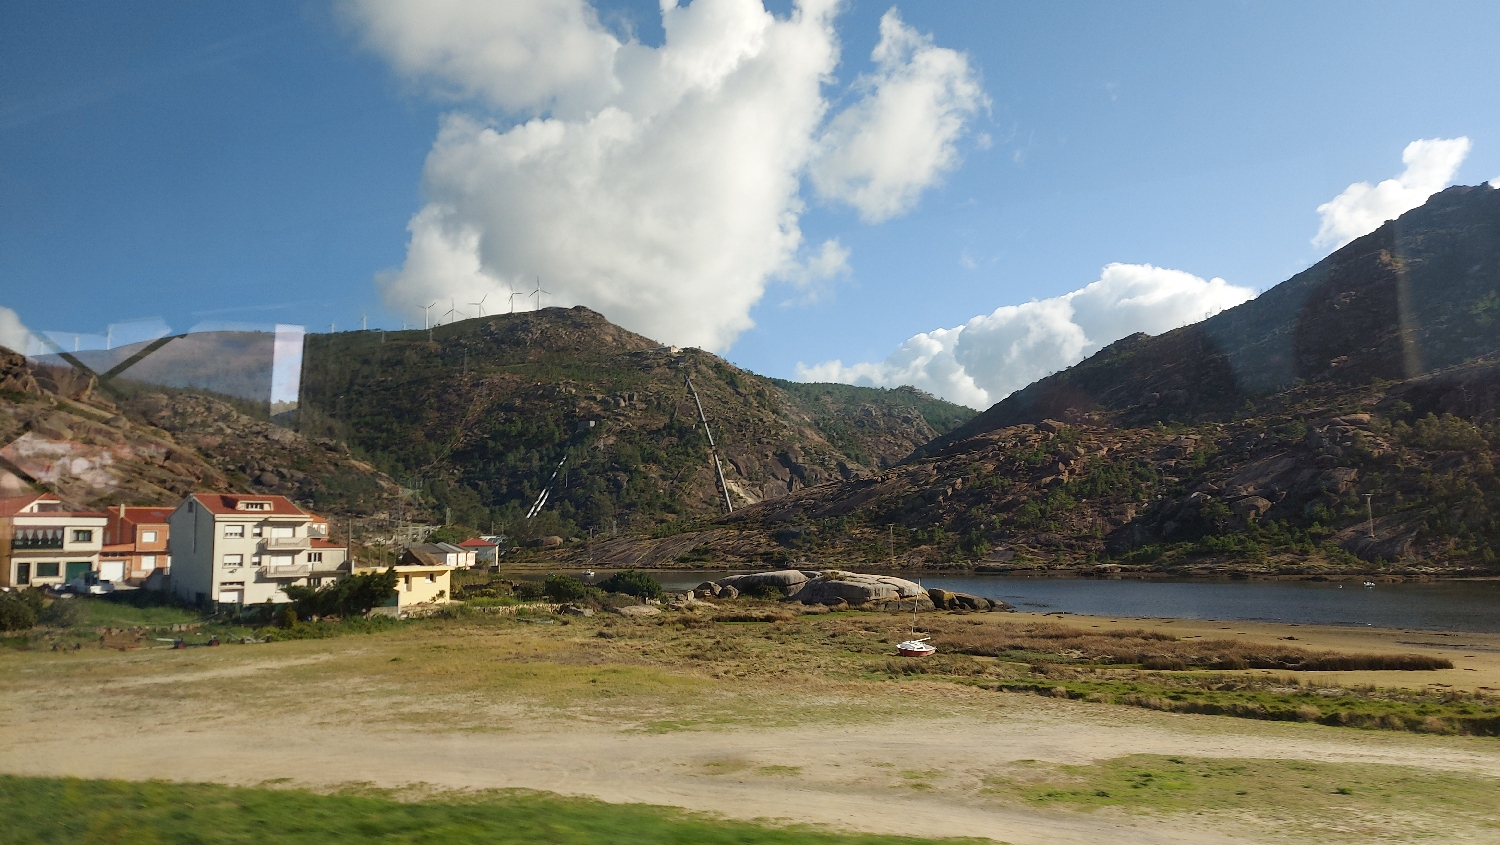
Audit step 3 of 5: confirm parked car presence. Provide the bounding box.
[65,572,115,595]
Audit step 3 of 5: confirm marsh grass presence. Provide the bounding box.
[984,755,1500,838]
[932,619,1451,671]
[0,776,974,845]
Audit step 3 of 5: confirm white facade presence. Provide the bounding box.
[0,495,107,590]
[169,494,348,606]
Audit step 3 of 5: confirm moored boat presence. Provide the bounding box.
[897,637,936,657]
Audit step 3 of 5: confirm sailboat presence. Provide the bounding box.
[897,587,936,657]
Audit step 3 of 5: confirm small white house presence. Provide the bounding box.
[0,494,107,589]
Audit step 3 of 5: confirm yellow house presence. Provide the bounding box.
[354,544,456,614]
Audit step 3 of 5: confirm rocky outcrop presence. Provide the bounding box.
[927,588,1008,611]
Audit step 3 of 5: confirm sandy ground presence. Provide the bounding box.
[1013,611,1500,692]
[4,636,1500,844]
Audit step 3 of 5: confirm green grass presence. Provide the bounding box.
[71,597,202,628]
[980,672,1500,735]
[986,754,1500,834]
[0,776,975,845]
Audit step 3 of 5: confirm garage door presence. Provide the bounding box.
[99,560,125,582]
[218,590,242,604]
[65,561,90,581]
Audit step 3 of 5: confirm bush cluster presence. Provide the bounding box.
[0,591,42,631]
[283,568,398,619]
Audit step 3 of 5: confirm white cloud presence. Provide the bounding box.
[809,9,986,223]
[1313,137,1471,250]
[347,0,984,352]
[0,306,39,356]
[345,0,621,117]
[796,263,1256,409]
[1490,176,1500,189]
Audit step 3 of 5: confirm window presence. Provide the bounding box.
[36,562,59,578]
[15,563,29,585]
[141,530,157,543]
[252,526,263,537]
[223,525,244,538]
[307,552,323,563]
[222,554,243,566]
[71,529,93,543]
[427,573,436,583]
[140,555,156,572]
[269,526,295,538]
[250,555,261,565]
[238,501,269,511]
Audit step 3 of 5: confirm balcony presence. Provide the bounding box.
[263,564,311,579]
[11,528,64,551]
[264,537,310,551]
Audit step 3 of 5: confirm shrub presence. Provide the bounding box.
[37,599,84,628]
[513,581,546,601]
[0,592,39,631]
[542,575,591,603]
[284,568,399,619]
[597,569,663,599]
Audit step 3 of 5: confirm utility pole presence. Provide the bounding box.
[686,375,733,514]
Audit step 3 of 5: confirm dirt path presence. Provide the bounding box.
[3,685,1497,844]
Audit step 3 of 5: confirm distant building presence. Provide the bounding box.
[100,504,172,584]
[0,493,107,590]
[359,545,460,613]
[169,493,348,606]
[457,536,499,565]
[400,542,476,570]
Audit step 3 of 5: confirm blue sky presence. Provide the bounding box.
[3,1,1498,406]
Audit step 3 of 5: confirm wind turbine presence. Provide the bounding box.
[530,277,550,312]
[443,298,458,325]
[421,302,436,330]
[470,294,488,317]
[507,284,523,314]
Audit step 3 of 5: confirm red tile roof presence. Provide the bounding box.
[0,493,105,518]
[191,493,309,517]
[118,507,173,524]
[457,537,497,548]
[310,538,345,549]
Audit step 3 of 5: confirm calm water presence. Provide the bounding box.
[597,571,1500,633]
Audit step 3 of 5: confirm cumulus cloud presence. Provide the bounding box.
[345,0,983,351]
[796,263,1256,409]
[808,9,987,223]
[1313,137,1471,250]
[0,306,39,356]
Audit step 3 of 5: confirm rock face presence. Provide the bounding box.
[927,588,1008,611]
[715,570,814,595]
[714,569,930,610]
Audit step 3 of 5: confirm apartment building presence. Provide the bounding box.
[99,505,172,584]
[0,493,107,589]
[169,493,347,606]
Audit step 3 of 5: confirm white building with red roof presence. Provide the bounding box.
[169,493,348,606]
[0,493,107,590]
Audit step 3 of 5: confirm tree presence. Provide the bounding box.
[542,575,592,602]
[284,569,399,619]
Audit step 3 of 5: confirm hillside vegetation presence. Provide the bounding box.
[294,308,972,539]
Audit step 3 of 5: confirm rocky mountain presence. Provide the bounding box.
[554,186,1500,575]
[0,346,403,516]
[293,307,974,539]
[920,184,1500,455]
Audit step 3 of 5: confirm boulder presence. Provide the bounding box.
[717,585,739,600]
[792,571,926,608]
[928,589,1002,611]
[613,605,661,617]
[716,570,810,595]
[559,604,595,617]
[1230,496,1273,520]
[695,581,721,597]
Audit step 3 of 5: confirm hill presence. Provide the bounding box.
[0,346,403,517]
[293,307,973,540]
[559,186,1500,575]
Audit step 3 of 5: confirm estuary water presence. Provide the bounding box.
[629,571,1500,634]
